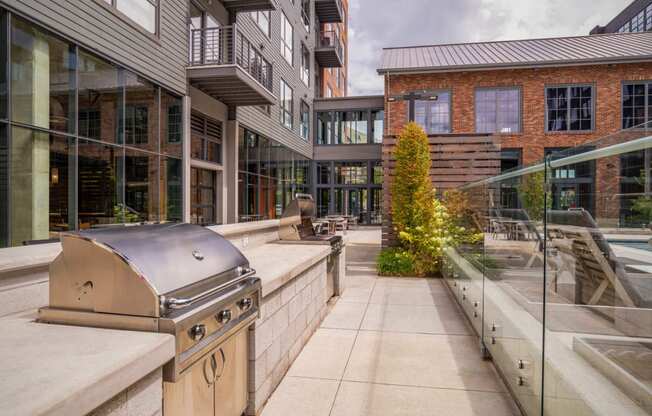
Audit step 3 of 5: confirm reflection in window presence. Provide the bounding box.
[335,111,368,144]
[78,50,120,143]
[10,16,75,133]
[161,91,183,156]
[335,162,367,185]
[280,12,294,65]
[476,88,520,134]
[251,11,271,37]
[372,110,384,143]
[317,112,331,144]
[280,79,293,129]
[317,162,331,184]
[161,157,182,222]
[301,44,310,86]
[5,127,73,245]
[125,148,158,222]
[124,71,158,152]
[546,86,593,132]
[623,82,651,129]
[414,93,451,134]
[300,101,310,141]
[372,162,383,184]
[78,139,121,229]
[191,167,217,225]
[114,0,158,34]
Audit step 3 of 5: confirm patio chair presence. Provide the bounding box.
[500,208,544,267]
[546,209,647,308]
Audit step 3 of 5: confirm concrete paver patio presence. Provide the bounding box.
[261,228,521,416]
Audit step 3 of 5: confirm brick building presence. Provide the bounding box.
[318,0,348,97]
[378,31,652,245]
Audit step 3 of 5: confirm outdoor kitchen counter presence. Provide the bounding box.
[0,311,175,416]
[241,242,332,297]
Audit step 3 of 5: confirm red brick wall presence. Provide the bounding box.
[382,62,652,245]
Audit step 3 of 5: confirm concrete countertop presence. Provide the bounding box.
[242,243,331,297]
[0,312,175,416]
[0,243,61,274]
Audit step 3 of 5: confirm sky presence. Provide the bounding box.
[347,0,631,95]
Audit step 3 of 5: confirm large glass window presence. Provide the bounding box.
[251,11,271,37]
[280,12,293,65]
[11,17,75,133]
[300,44,310,86]
[78,139,122,228]
[191,112,222,164]
[191,167,216,225]
[124,71,158,152]
[161,157,182,222]
[623,82,652,129]
[78,50,121,143]
[414,92,451,134]
[7,127,74,245]
[280,79,293,129]
[161,90,182,156]
[546,85,593,132]
[125,148,158,222]
[476,88,520,134]
[335,111,368,144]
[372,110,384,144]
[300,101,310,141]
[317,162,331,184]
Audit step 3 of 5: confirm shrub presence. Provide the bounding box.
[518,171,548,221]
[377,248,416,276]
[391,122,435,233]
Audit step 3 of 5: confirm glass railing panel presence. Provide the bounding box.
[543,120,652,416]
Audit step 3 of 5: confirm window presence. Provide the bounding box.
[326,86,333,98]
[475,88,520,134]
[280,79,293,129]
[300,101,310,140]
[647,4,652,30]
[301,0,310,31]
[125,148,158,221]
[251,11,271,37]
[161,91,183,156]
[372,110,384,143]
[334,111,368,144]
[372,162,383,184]
[317,112,331,144]
[414,92,451,134]
[623,82,652,129]
[317,162,331,184]
[124,71,157,152]
[335,162,367,184]
[191,113,222,164]
[191,167,217,225]
[105,0,158,34]
[280,12,293,65]
[546,85,593,132]
[300,44,310,86]
[631,10,646,32]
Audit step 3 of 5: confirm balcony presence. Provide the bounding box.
[315,30,344,68]
[220,0,276,13]
[188,25,276,107]
[315,0,343,23]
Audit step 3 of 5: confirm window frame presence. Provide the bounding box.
[279,79,294,130]
[474,86,522,134]
[413,90,452,135]
[544,84,595,133]
[250,10,271,38]
[300,100,310,141]
[300,43,310,87]
[280,11,294,66]
[622,80,652,129]
[99,0,160,38]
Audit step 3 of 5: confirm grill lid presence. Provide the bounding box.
[73,223,248,295]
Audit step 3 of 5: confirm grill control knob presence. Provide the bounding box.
[189,324,206,342]
[217,309,232,324]
[238,298,253,312]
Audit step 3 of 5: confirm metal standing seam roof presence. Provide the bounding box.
[377,31,652,74]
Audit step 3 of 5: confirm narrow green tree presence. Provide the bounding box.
[391,122,435,233]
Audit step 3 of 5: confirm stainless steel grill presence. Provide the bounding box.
[39,223,261,415]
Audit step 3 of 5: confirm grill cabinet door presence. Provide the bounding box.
[214,329,248,416]
[163,353,215,416]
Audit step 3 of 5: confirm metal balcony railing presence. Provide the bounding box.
[319,30,344,59]
[190,25,273,92]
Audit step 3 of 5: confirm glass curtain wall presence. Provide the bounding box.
[315,160,382,225]
[442,120,652,416]
[238,127,311,221]
[0,13,183,247]
[317,109,383,145]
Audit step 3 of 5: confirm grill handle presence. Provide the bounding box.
[161,268,256,312]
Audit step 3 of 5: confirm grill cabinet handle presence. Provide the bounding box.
[162,268,256,312]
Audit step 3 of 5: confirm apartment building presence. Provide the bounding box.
[317,0,348,97]
[0,0,346,248]
[378,31,652,245]
[590,0,652,34]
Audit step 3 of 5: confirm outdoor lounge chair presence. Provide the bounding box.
[546,209,650,309]
[499,208,544,267]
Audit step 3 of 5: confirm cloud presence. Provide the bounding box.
[347,0,630,96]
